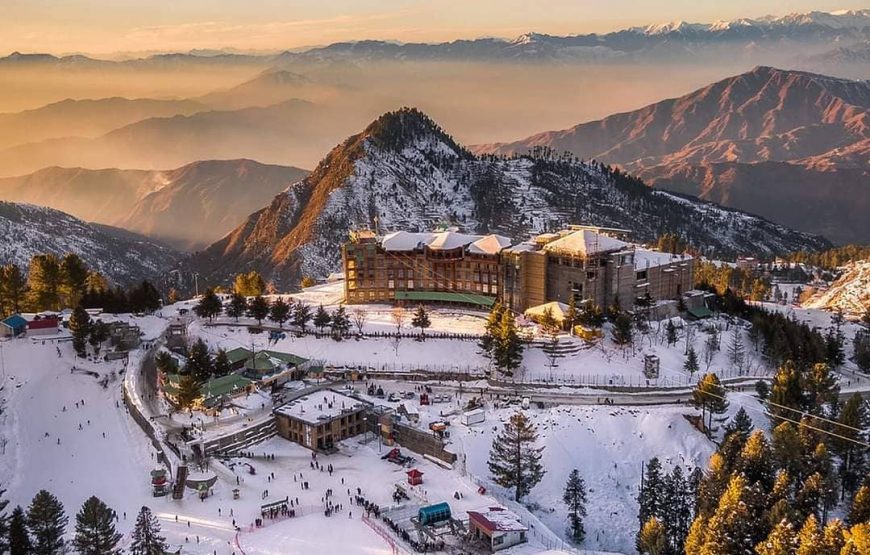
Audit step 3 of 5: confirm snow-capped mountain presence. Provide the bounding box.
[0,201,180,284]
[189,108,830,287]
[475,66,870,245]
[805,260,870,316]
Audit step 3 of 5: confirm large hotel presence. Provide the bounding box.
[341,225,692,312]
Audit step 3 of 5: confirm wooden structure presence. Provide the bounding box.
[406,468,424,486]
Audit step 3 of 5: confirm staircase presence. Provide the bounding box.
[172,465,188,500]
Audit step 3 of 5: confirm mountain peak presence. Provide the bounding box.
[361,107,469,157]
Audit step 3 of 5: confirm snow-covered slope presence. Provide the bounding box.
[191,108,829,287]
[805,260,870,316]
[0,201,179,284]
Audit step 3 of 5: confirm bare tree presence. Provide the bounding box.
[391,307,406,334]
[352,308,368,336]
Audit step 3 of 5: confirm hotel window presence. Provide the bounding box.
[388,280,395,289]
[587,271,596,279]
[407,280,414,289]
[491,286,498,295]
[348,280,356,290]
[347,260,356,269]
[636,270,648,281]
[483,284,489,293]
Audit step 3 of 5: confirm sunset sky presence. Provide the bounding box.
[2,0,867,55]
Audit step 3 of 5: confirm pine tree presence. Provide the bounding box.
[487,412,545,501]
[59,253,89,308]
[692,373,728,437]
[769,361,805,427]
[562,469,587,544]
[411,305,431,337]
[684,346,700,376]
[737,430,776,491]
[26,490,67,555]
[193,288,222,322]
[213,349,231,378]
[176,373,201,409]
[73,496,121,555]
[662,465,692,553]
[683,515,707,555]
[226,292,248,321]
[496,308,523,375]
[796,473,825,523]
[129,506,167,555]
[87,320,109,357]
[9,506,31,555]
[700,476,764,555]
[637,517,666,555]
[68,305,92,358]
[293,302,312,330]
[611,312,633,345]
[637,458,664,533]
[832,393,868,498]
[246,296,270,325]
[565,295,578,331]
[723,407,753,442]
[184,338,213,383]
[847,485,870,526]
[330,306,350,339]
[756,518,797,555]
[840,522,869,555]
[821,519,847,555]
[26,254,61,311]
[696,453,729,517]
[0,263,27,315]
[269,298,292,327]
[479,303,503,359]
[795,514,823,555]
[233,271,265,297]
[0,485,8,554]
[313,304,331,332]
[804,363,840,414]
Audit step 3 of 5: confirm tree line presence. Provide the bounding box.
[0,486,168,555]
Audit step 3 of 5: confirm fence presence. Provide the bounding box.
[206,321,482,341]
[122,350,173,476]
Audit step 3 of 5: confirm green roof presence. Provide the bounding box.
[225,347,253,365]
[393,290,495,307]
[244,352,277,372]
[201,374,254,401]
[263,350,308,367]
[687,306,714,319]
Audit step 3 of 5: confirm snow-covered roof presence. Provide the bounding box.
[467,506,528,533]
[634,249,692,271]
[468,234,512,255]
[524,301,570,323]
[544,230,628,256]
[274,390,367,425]
[380,230,512,254]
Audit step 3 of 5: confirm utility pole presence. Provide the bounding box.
[194,273,200,298]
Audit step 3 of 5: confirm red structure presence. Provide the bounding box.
[406,468,424,486]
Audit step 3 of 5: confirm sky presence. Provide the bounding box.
[1,0,867,56]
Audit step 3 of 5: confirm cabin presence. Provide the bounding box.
[26,314,60,336]
[467,506,528,552]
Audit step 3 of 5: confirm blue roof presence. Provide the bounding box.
[1,315,27,329]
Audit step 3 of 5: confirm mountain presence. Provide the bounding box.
[804,260,870,316]
[115,160,308,251]
[0,201,179,284]
[0,99,370,176]
[189,108,829,287]
[0,97,209,151]
[475,67,870,244]
[0,160,308,251]
[196,69,339,110]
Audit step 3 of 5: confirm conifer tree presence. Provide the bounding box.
[330,306,351,339]
[611,312,633,345]
[662,465,693,553]
[696,453,729,517]
[73,496,121,555]
[847,485,870,526]
[840,522,869,555]
[27,254,61,311]
[176,373,201,409]
[246,295,270,325]
[727,327,745,371]
[59,253,89,308]
[9,506,31,555]
[193,288,222,322]
[565,295,578,331]
[411,305,431,337]
[0,263,27,315]
[129,506,167,555]
[233,271,265,297]
[820,519,846,555]
[562,469,587,544]
[665,320,677,346]
[0,485,8,554]
[293,302,312,330]
[184,338,213,383]
[488,412,545,501]
[637,517,666,555]
[723,407,753,441]
[692,373,728,436]
[769,361,805,427]
[87,320,109,357]
[831,394,868,498]
[637,458,664,533]
[269,298,292,328]
[683,515,707,555]
[701,476,765,554]
[226,292,248,321]
[212,349,231,378]
[313,304,331,332]
[796,473,825,523]
[68,305,92,358]
[684,346,700,376]
[496,308,523,375]
[479,303,503,358]
[795,514,823,555]
[26,490,67,555]
[737,430,776,491]
[756,518,797,555]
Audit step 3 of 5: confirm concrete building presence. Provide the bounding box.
[273,390,368,451]
[467,506,528,552]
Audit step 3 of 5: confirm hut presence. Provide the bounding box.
[406,468,424,486]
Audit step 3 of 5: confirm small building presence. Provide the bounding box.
[643,354,660,379]
[109,321,141,350]
[162,373,255,410]
[239,349,310,384]
[406,468,424,486]
[523,301,570,326]
[27,315,60,336]
[273,390,369,451]
[1,314,28,337]
[467,506,528,552]
[166,320,188,351]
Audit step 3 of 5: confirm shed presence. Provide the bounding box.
[0,314,27,337]
[27,315,60,336]
[406,468,424,486]
[467,506,528,552]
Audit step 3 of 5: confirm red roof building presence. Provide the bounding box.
[27,315,59,335]
[406,468,424,486]
[467,506,528,552]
